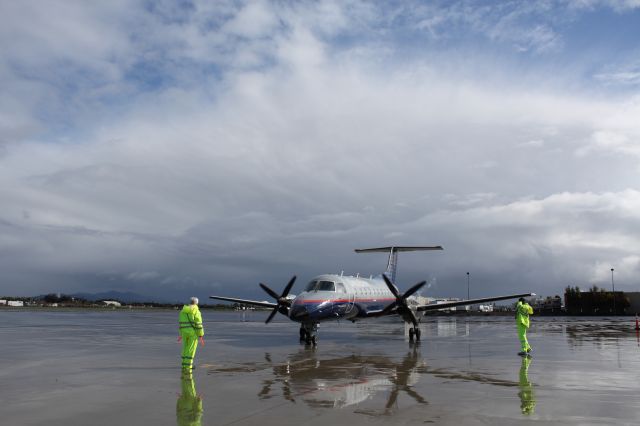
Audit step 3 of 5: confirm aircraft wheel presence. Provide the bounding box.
[409,327,415,341]
[415,327,421,341]
[299,327,306,341]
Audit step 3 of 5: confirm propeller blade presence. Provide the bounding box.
[404,387,428,405]
[385,388,399,410]
[260,283,280,300]
[261,276,297,323]
[280,275,297,298]
[380,301,398,316]
[402,281,426,300]
[407,309,419,327]
[265,307,278,324]
[382,275,401,298]
[381,276,424,326]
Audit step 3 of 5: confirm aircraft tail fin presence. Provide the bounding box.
[355,246,443,282]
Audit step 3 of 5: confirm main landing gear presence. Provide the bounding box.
[408,326,421,342]
[299,323,318,346]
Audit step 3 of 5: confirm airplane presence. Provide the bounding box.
[210,246,535,345]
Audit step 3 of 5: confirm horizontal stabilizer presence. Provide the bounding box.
[355,246,443,253]
[417,293,536,312]
[209,295,277,308]
[355,245,443,283]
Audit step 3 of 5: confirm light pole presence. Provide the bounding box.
[466,272,470,300]
[466,272,470,315]
[611,268,616,315]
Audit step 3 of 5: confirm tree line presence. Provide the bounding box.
[564,286,630,315]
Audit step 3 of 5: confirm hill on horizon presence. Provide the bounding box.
[70,290,168,304]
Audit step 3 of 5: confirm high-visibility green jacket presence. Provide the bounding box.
[516,301,533,328]
[179,305,204,337]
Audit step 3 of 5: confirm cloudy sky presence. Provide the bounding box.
[1,0,639,302]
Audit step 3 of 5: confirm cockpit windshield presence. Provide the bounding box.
[305,280,336,292]
[317,281,335,291]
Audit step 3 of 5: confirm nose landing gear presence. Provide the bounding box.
[299,323,318,346]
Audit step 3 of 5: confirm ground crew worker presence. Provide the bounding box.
[178,297,205,371]
[516,297,533,356]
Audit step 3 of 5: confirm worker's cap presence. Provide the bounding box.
[190,297,199,305]
[518,297,526,303]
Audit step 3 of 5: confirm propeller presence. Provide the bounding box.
[260,275,297,324]
[380,274,426,326]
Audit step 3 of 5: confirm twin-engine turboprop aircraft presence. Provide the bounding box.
[210,246,534,345]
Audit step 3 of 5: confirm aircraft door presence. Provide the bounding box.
[345,293,356,314]
[336,283,355,315]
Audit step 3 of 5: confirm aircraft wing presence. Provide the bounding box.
[209,295,277,308]
[363,308,388,317]
[416,293,535,312]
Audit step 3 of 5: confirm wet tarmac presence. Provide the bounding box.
[1,310,639,425]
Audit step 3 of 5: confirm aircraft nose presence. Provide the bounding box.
[289,304,309,321]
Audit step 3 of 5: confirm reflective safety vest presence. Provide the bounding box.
[179,305,204,337]
[516,301,533,328]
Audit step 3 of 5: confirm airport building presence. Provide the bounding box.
[532,296,563,314]
[626,292,640,314]
[433,298,461,312]
[477,304,494,313]
[564,287,638,315]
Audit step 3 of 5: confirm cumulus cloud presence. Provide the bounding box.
[518,139,546,148]
[569,0,640,12]
[595,70,640,86]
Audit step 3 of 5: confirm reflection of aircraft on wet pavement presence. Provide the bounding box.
[258,347,427,414]
[211,246,534,345]
[207,345,527,417]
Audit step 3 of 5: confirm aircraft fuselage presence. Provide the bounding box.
[289,274,409,323]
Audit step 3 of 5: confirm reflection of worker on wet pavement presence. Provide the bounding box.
[177,374,203,426]
[516,297,533,356]
[178,297,205,372]
[518,356,536,415]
